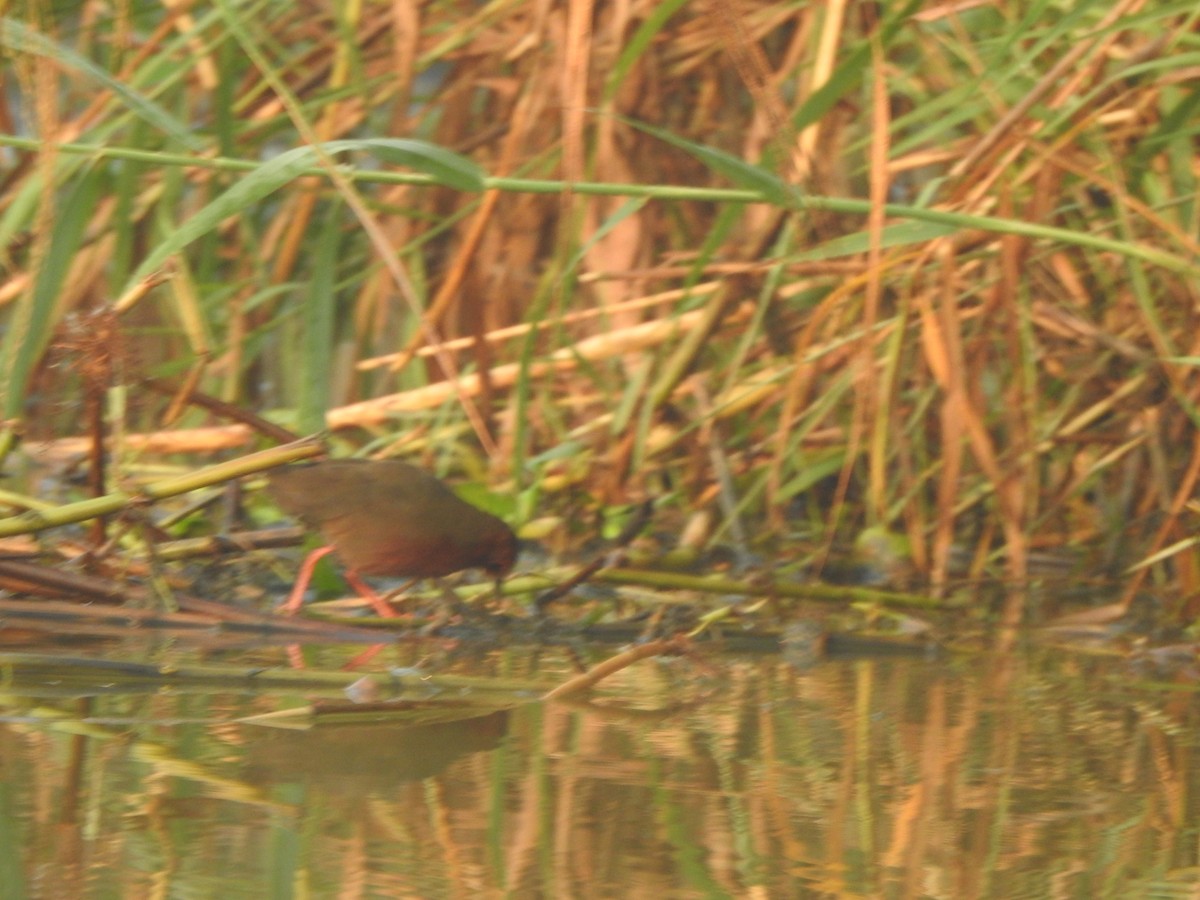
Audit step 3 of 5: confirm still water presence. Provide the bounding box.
[0,634,1196,899]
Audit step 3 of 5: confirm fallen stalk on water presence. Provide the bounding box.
[595,567,946,608]
[543,636,689,701]
[0,650,552,696]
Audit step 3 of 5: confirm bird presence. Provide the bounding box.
[267,458,518,618]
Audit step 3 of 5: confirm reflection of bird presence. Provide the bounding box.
[243,710,510,791]
[268,459,517,617]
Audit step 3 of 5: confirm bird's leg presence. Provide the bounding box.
[280,545,336,614]
[280,545,399,619]
[342,569,401,619]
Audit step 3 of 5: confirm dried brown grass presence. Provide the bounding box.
[1,1,1198,599]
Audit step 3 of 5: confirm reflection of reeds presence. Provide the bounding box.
[0,642,1192,894]
[1,3,1197,616]
[0,696,290,811]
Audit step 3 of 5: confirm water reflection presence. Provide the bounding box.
[0,647,1196,898]
[243,710,509,791]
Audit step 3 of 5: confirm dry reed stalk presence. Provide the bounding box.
[328,301,755,427]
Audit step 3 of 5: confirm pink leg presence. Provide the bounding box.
[344,643,386,669]
[342,569,400,619]
[280,546,397,618]
[280,545,337,614]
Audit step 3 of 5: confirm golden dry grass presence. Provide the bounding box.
[1,1,1198,602]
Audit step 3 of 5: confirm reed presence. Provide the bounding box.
[1,1,1197,599]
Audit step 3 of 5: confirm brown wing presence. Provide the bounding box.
[268,460,514,577]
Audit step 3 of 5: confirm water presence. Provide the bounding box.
[0,636,1196,899]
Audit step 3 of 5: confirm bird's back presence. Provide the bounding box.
[268,459,515,578]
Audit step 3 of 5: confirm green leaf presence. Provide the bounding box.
[0,17,203,151]
[348,138,485,192]
[1,171,101,418]
[603,0,691,103]
[118,138,484,303]
[297,201,344,433]
[621,118,796,205]
[789,219,959,261]
[118,145,321,299]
